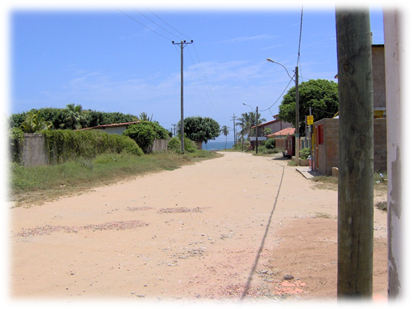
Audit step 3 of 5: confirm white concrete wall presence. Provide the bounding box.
[384,9,403,300]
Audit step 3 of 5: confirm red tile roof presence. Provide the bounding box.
[78,121,140,130]
[267,127,295,137]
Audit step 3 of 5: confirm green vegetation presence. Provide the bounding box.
[220,125,230,149]
[9,127,24,164]
[279,79,339,135]
[122,121,170,153]
[177,116,220,144]
[265,138,276,149]
[20,111,54,133]
[299,147,311,160]
[9,105,139,130]
[235,111,266,138]
[42,129,143,164]
[9,149,219,207]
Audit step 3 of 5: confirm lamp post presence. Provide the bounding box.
[243,103,259,154]
[266,58,299,165]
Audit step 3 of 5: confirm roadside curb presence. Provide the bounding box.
[295,167,322,179]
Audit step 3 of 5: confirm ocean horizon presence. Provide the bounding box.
[202,140,235,151]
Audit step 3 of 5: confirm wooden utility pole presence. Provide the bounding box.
[231,113,237,145]
[335,10,374,298]
[295,66,299,165]
[172,40,193,153]
[255,106,259,154]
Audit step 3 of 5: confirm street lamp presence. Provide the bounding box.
[266,58,300,165]
[243,103,259,154]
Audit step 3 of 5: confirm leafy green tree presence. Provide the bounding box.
[122,121,168,153]
[9,113,27,129]
[279,79,339,135]
[220,125,230,149]
[177,116,220,144]
[122,122,156,153]
[20,111,54,133]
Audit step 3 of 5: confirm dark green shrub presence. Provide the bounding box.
[42,129,143,164]
[265,138,276,149]
[167,137,181,153]
[148,121,170,140]
[122,122,156,153]
[300,147,311,159]
[184,137,197,153]
[9,127,24,164]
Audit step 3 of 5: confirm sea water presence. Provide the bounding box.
[202,140,235,151]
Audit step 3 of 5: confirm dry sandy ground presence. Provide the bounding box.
[8,152,388,305]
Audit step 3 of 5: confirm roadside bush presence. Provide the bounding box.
[122,122,156,153]
[300,147,311,159]
[184,137,197,153]
[167,137,181,153]
[148,121,170,140]
[265,138,276,149]
[9,127,24,164]
[43,129,143,164]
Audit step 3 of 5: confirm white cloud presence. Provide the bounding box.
[217,33,279,44]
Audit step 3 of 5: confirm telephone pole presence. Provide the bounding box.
[295,66,299,165]
[171,124,176,137]
[172,40,193,153]
[336,9,374,299]
[255,106,259,154]
[231,113,237,144]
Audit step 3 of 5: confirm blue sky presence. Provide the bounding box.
[9,3,386,142]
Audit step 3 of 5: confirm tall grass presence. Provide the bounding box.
[9,150,218,207]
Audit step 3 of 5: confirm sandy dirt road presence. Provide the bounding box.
[9,152,388,304]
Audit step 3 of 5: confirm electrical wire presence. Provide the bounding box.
[260,78,294,112]
[133,8,186,41]
[115,8,174,41]
[144,7,192,41]
[297,6,303,67]
[117,8,227,125]
[192,43,226,120]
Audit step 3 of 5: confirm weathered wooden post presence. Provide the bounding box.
[335,9,374,298]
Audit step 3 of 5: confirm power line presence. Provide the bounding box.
[144,7,192,41]
[115,8,173,41]
[297,6,304,67]
[260,78,294,112]
[192,43,226,119]
[186,46,226,121]
[133,8,186,41]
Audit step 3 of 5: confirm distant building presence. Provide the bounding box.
[251,114,292,137]
[78,121,140,135]
[312,44,387,175]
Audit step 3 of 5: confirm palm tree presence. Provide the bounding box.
[21,111,53,133]
[220,125,230,149]
[235,112,266,140]
[65,103,85,129]
[138,112,154,122]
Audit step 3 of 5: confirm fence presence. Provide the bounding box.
[13,134,170,167]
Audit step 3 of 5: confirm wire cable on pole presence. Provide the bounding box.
[297,6,303,67]
[115,8,174,41]
[144,7,192,41]
[133,8,186,41]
